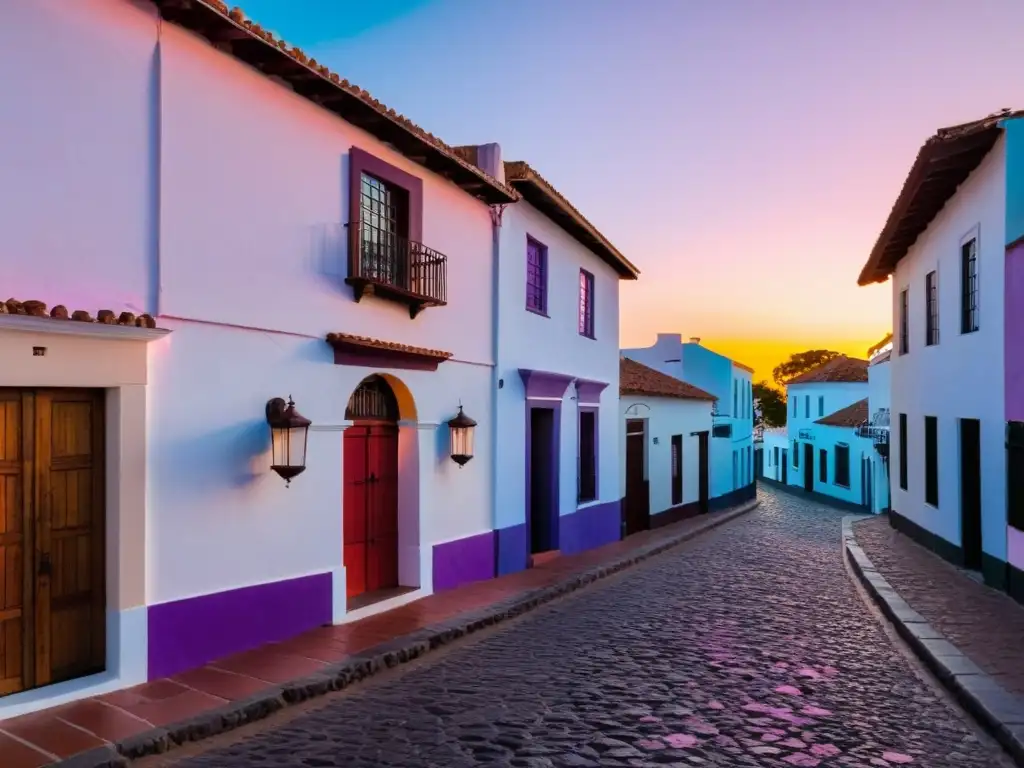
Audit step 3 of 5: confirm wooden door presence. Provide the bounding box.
[623,420,648,535]
[0,389,105,697]
[366,425,398,593]
[803,442,814,492]
[343,427,369,598]
[960,418,983,570]
[697,431,709,513]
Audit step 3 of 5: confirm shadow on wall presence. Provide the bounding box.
[167,419,272,495]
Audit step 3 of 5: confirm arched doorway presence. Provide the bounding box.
[343,376,400,601]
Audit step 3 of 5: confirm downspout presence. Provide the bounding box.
[489,203,505,570]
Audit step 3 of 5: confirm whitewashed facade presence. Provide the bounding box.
[864,338,893,514]
[619,358,715,532]
[0,0,642,717]
[621,335,757,509]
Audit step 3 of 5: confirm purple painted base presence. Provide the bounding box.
[560,500,622,555]
[433,530,496,591]
[147,572,333,680]
[496,524,529,575]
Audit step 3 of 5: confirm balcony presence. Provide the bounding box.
[347,218,448,318]
[856,409,890,457]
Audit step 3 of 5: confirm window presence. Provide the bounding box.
[925,415,938,506]
[733,380,738,417]
[818,396,824,418]
[899,288,909,354]
[805,396,810,418]
[819,448,827,483]
[834,443,850,487]
[746,446,752,484]
[925,270,939,346]
[671,434,683,506]
[712,424,732,438]
[899,413,908,490]
[358,172,408,288]
[961,236,979,333]
[793,440,799,467]
[732,451,738,489]
[774,446,780,467]
[792,397,797,417]
[526,237,547,314]
[578,270,595,338]
[578,410,597,502]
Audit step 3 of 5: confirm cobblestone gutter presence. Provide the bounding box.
[60,499,759,768]
[843,516,1024,767]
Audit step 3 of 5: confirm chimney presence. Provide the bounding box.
[655,333,682,346]
[689,337,701,345]
[456,143,504,185]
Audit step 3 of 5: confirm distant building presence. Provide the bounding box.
[859,335,893,514]
[622,335,757,509]
[858,108,1024,600]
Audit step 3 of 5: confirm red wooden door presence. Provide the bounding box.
[343,427,369,599]
[366,425,398,593]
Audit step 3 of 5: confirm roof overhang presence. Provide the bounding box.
[504,162,640,279]
[858,110,1022,286]
[326,333,452,371]
[151,0,516,205]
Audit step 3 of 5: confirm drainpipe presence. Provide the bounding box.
[489,203,505,556]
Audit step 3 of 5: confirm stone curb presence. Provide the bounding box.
[52,498,760,767]
[842,516,1024,767]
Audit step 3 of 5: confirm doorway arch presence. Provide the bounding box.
[343,375,401,601]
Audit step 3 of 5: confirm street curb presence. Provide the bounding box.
[53,498,760,767]
[843,516,1024,766]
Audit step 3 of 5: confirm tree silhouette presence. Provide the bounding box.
[772,350,841,388]
[753,381,787,427]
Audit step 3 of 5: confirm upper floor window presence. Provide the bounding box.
[899,288,909,354]
[578,270,595,338]
[526,237,548,315]
[804,395,810,418]
[733,380,738,417]
[817,395,824,417]
[792,397,797,417]
[925,270,939,346]
[961,236,979,333]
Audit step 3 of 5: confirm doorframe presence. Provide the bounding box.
[526,402,561,554]
[803,442,814,492]
[0,323,161,720]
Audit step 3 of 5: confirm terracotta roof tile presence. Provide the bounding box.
[815,398,869,428]
[501,161,639,280]
[0,297,157,328]
[325,332,452,361]
[858,109,1024,285]
[151,1,517,205]
[620,358,716,401]
[733,360,754,374]
[786,355,869,385]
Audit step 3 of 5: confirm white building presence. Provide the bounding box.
[618,357,715,534]
[452,148,640,572]
[861,335,893,514]
[761,428,790,484]
[621,335,756,508]
[858,109,1024,598]
[0,0,639,717]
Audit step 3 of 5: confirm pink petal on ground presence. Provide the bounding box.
[782,754,821,767]
[775,685,803,696]
[774,662,790,669]
[708,700,725,710]
[779,738,807,749]
[882,752,914,764]
[665,733,699,749]
[768,706,793,716]
[801,706,833,716]
[823,666,839,676]
[797,668,821,679]
[636,739,665,750]
[639,715,661,723]
[743,702,772,713]
[811,744,842,757]
[761,733,783,742]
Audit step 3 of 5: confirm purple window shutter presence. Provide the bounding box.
[526,239,546,313]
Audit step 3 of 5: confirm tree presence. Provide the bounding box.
[772,349,841,388]
[753,381,787,427]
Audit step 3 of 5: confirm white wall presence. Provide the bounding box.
[0,0,157,313]
[787,381,867,433]
[619,395,713,514]
[494,201,622,532]
[890,137,1007,559]
[867,357,892,514]
[761,430,789,482]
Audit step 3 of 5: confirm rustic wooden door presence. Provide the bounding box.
[623,420,649,536]
[0,388,105,697]
[366,425,398,593]
[343,427,369,599]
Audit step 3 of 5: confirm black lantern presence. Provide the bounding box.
[447,405,477,467]
[265,396,311,486]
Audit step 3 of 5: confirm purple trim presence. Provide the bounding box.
[575,378,608,406]
[518,369,574,400]
[147,573,332,680]
[433,530,496,591]
[560,499,622,555]
[526,401,561,552]
[578,269,595,338]
[1007,241,1024,421]
[348,146,424,244]
[328,341,447,371]
[496,523,528,575]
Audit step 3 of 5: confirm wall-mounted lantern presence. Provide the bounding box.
[447,405,477,467]
[266,396,311,486]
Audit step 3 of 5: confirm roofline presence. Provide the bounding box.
[152,0,517,205]
[814,397,869,427]
[857,109,1023,286]
[866,333,893,357]
[733,361,754,374]
[504,161,640,279]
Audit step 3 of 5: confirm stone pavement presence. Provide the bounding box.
[854,515,1024,696]
[0,499,756,768]
[150,489,1007,767]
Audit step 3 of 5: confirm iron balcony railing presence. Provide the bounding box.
[347,218,448,315]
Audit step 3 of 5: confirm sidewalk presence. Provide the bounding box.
[0,499,758,768]
[848,514,1024,764]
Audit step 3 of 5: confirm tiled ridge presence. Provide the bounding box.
[0,298,156,328]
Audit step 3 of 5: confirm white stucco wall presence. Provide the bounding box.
[867,357,892,514]
[761,430,789,482]
[890,137,1007,560]
[618,395,713,515]
[494,201,622,533]
[786,381,867,433]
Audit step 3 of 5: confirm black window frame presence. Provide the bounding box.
[578,269,596,339]
[899,288,910,354]
[899,412,908,490]
[774,446,780,467]
[577,410,597,502]
[525,236,548,315]
[819,448,827,483]
[924,415,938,507]
[834,443,851,488]
[925,270,939,346]
[793,440,799,467]
[804,396,810,418]
[961,236,979,334]
[818,395,824,418]
[671,434,683,506]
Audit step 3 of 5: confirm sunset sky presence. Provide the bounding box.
[242,0,1024,381]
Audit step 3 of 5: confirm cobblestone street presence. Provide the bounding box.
[166,489,1008,767]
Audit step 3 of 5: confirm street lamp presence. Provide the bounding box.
[447,405,477,467]
[265,396,311,486]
